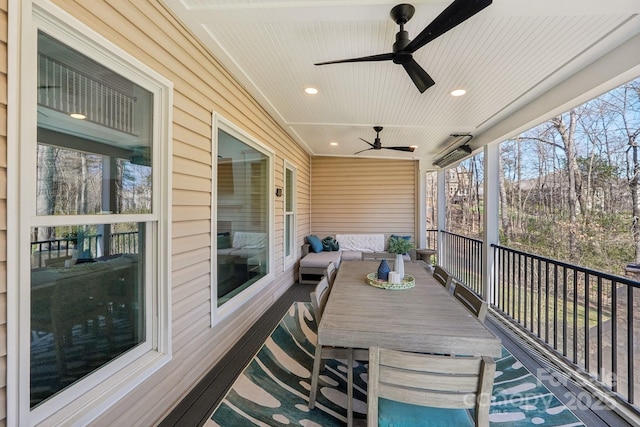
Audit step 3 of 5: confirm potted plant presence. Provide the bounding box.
[387,236,414,278]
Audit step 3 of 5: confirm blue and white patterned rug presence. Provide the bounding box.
[206,302,585,426]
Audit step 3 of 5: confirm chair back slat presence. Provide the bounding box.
[453,282,488,323]
[379,369,481,393]
[432,265,452,290]
[379,384,477,409]
[325,262,337,289]
[310,276,330,322]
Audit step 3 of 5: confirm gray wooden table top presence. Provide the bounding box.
[319,260,502,357]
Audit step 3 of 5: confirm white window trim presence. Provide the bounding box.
[283,161,297,270]
[211,112,275,326]
[7,1,173,425]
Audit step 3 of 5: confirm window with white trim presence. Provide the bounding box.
[214,115,274,309]
[284,162,297,267]
[12,3,171,423]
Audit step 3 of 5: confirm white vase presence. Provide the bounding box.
[395,253,405,279]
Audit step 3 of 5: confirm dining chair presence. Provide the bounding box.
[309,276,367,426]
[453,281,488,324]
[324,261,337,290]
[367,346,496,427]
[432,265,453,291]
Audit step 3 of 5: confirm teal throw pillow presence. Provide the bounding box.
[322,236,340,251]
[217,233,231,249]
[306,235,323,253]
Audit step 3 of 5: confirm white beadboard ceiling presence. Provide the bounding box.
[163,0,640,166]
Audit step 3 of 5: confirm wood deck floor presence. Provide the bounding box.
[159,282,631,426]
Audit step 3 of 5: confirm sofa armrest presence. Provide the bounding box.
[301,243,310,257]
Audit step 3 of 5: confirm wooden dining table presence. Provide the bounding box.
[319,260,502,358]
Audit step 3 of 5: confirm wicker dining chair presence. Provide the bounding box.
[367,346,496,427]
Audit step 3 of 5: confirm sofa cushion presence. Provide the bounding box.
[336,234,385,252]
[217,247,237,256]
[300,250,341,269]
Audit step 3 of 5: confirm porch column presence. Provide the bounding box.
[483,143,499,303]
[417,159,427,248]
[437,168,446,265]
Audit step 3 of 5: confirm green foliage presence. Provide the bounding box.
[505,208,635,276]
[387,236,414,254]
[576,155,620,181]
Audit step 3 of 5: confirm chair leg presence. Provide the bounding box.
[308,343,323,409]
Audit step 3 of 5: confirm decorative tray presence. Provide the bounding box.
[366,273,415,290]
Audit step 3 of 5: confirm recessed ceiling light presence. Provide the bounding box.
[451,89,466,97]
[70,113,86,119]
[330,142,338,146]
[305,87,318,95]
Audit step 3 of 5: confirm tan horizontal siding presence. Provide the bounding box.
[311,157,417,239]
[33,1,312,425]
[0,0,6,423]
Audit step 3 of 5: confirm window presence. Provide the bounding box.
[214,115,274,310]
[284,163,297,267]
[12,4,171,423]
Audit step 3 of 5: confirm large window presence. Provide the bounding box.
[214,118,273,309]
[31,30,151,407]
[12,4,171,423]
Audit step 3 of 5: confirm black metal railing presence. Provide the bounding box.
[425,229,438,251]
[31,231,139,267]
[440,230,483,295]
[492,244,639,408]
[110,231,139,254]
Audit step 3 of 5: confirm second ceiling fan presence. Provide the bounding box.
[355,126,415,155]
[315,0,492,93]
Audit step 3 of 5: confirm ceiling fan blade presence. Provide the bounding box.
[405,0,492,53]
[384,146,415,152]
[359,138,376,148]
[315,52,394,66]
[402,60,435,93]
[354,148,374,155]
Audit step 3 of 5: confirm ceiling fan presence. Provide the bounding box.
[355,126,415,155]
[315,0,492,93]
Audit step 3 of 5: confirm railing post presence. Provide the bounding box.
[483,143,499,303]
[417,159,428,248]
[437,168,447,265]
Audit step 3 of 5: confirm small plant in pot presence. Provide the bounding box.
[388,236,414,255]
[387,237,414,278]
